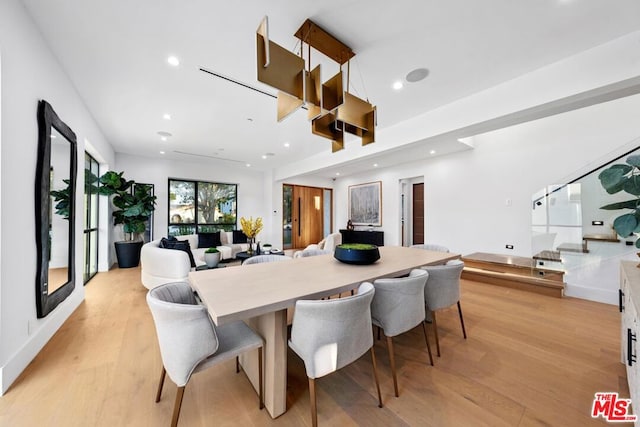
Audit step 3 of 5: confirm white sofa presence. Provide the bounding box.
[140,232,250,289]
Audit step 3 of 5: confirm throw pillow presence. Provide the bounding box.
[160,237,196,267]
[232,230,248,243]
[159,235,178,248]
[198,232,221,248]
[220,231,232,245]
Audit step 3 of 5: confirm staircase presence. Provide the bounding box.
[461,252,565,298]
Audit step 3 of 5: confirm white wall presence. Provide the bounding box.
[0,0,114,394]
[114,154,270,246]
[333,94,640,304]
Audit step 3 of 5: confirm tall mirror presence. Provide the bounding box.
[35,100,77,318]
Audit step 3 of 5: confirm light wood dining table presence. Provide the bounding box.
[189,245,458,418]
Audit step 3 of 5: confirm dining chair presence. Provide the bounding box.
[242,254,293,265]
[289,282,383,427]
[370,269,433,397]
[411,243,450,253]
[146,282,264,427]
[421,260,467,356]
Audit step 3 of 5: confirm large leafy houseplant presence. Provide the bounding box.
[598,154,640,247]
[98,171,157,241]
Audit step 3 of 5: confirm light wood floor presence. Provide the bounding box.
[0,266,627,426]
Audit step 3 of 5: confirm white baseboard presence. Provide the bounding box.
[0,289,84,395]
[564,283,617,305]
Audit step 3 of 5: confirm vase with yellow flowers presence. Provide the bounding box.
[240,216,264,255]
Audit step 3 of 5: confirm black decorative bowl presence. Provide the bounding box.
[334,244,380,265]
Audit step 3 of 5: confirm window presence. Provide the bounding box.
[83,152,99,283]
[168,179,237,235]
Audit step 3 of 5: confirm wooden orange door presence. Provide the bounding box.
[292,186,324,249]
[412,183,424,244]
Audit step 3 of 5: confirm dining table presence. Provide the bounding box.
[188,245,458,418]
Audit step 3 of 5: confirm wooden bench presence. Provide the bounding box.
[461,252,564,298]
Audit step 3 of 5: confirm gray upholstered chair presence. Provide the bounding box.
[421,260,467,356]
[370,269,433,397]
[411,243,450,253]
[289,282,383,427]
[242,254,293,265]
[146,282,264,427]
[294,249,333,258]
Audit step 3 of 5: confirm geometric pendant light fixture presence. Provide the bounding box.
[256,16,376,152]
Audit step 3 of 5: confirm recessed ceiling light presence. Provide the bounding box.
[161,136,167,142]
[336,172,340,176]
[159,151,165,154]
[284,142,290,148]
[261,155,267,159]
[167,56,180,67]
[163,113,171,120]
[406,68,430,83]
[392,81,403,90]
[430,150,436,155]
[373,163,378,167]
[246,163,251,167]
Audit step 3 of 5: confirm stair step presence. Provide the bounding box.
[461,252,564,298]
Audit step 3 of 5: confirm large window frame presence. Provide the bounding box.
[168,178,238,236]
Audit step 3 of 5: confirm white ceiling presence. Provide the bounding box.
[21,0,640,177]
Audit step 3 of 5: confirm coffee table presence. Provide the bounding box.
[235,250,285,263]
[194,263,226,271]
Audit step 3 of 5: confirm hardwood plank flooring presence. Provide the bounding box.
[0,266,627,426]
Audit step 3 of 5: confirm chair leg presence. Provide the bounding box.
[171,386,185,427]
[236,356,240,373]
[155,367,166,403]
[421,321,434,366]
[457,301,467,339]
[377,325,381,341]
[258,347,264,409]
[432,311,441,357]
[386,336,399,397]
[370,347,384,408]
[309,377,318,427]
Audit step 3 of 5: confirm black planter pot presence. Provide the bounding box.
[115,240,144,268]
[334,245,380,265]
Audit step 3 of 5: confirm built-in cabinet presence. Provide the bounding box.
[620,261,640,409]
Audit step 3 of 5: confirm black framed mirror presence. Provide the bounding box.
[35,100,77,318]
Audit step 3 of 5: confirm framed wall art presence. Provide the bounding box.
[348,181,382,226]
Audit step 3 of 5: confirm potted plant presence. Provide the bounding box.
[598,154,640,247]
[334,243,380,265]
[98,171,157,268]
[204,247,221,268]
[240,216,264,255]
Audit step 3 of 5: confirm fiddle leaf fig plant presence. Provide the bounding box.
[598,154,640,247]
[50,179,71,220]
[98,171,156,241]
